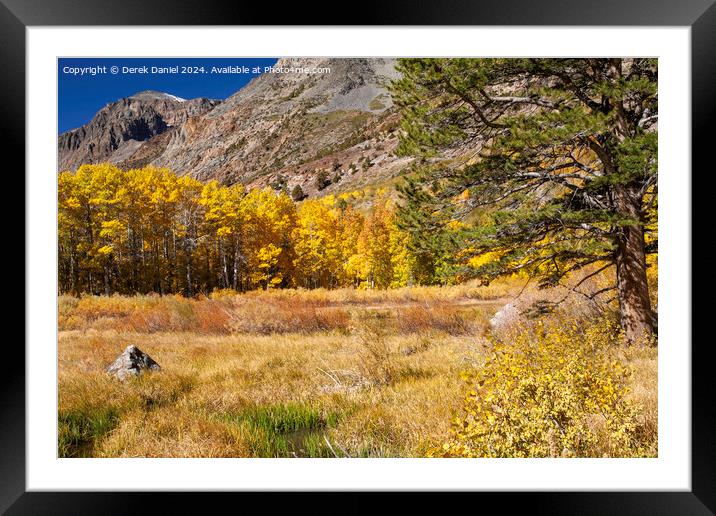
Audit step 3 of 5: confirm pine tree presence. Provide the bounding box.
[315,170,330,191]
[291,184,307,201]
[391,58,658,344]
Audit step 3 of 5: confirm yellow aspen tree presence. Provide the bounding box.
[292,197,342,288]
[240,188,297,289]
[337,205,365,287]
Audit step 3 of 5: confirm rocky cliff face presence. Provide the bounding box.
[58,58,413,198]
[58,91,220,172]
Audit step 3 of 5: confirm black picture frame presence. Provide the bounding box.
[6,0,712,513]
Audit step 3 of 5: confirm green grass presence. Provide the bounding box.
[58,406,120,457]
[222,403,342,457]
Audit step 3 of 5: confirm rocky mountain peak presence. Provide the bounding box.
[59,59,410,200]
[215,57,399,117]
[129,90,187,102]
[58,91,220,172]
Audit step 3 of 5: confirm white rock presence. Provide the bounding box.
[489,303,519,330]
[106,345,160,380]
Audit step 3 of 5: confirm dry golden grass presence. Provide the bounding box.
[59,328,473,457]
[58,281,656,458]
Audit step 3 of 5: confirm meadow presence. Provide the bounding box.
[57,58,659,459]
[57,280,657,458]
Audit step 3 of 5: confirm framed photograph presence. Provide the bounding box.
[8,0,712,512]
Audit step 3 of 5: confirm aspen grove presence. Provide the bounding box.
[58,164,414,296]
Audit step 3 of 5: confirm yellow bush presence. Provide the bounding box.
[433,318,652,458]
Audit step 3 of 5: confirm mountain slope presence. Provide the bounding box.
[58,59,413,198]
[58,91,220,172]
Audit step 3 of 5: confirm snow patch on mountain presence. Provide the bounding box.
[164,93,187,102]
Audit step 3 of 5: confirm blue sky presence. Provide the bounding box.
[58,58,278,133]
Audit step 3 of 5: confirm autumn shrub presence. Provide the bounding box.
[59,295,135,330]
[234,280,510,307]
[395,303,481,335]
[228,297,349,334]
[433,317,654,458]
[59,281,512,335]
[192,301,233,334]
[59,294,235,334]
[208,288,240,300]
[57,295,80,328]
[124,302,176,332]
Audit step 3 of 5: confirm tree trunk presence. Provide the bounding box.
[613,186,655,345]
[221,240,230,288]
[186,247,193,298]
[205,246,213,293]
[232,235,240,291]
[69,230,78,296]
[104,264,111,296]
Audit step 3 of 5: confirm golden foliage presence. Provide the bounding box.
[433,317,655,458]
[58,164,417,294]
